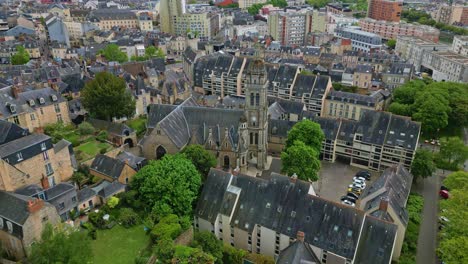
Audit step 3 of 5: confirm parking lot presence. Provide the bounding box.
[312,161,379,204]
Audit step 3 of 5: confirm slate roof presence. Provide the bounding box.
[116,151,147,171]
[0,134,50,160]
[78,188,96,203]
[327,90,381,107]
[277,240,320,264]
[196,169,397,261]
[0,191,36,225]
[385,114,420,150]
[45,183,75,201]
[91,155,127,180]
[97,181,125,198]
[355,110,391,145]
[147,104,178,129]
[15,184,44,197]
[0,120,28,145]
[88,118,134,136]
[362,165,413,225]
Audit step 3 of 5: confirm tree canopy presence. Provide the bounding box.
[386,39,396,49]
[29,224,92,264]
[81,71,135,121]
[131,154,202,218]
[192,231,223,263]
[410,149,436,181]
[281,141,321,182]
[436,137,468,170]
[285,119,324,152]
[181,145,217,178]
[11,45,30,65]
[99,44,128,63]
[131,46,165,61]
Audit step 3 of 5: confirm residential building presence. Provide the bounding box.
[45,15,70,48]
[335,27,382,52]
[195,168,398,262]
[395,36,449,71]
[0,191,60,260]
[0,121,75,191]
[434,5,468,26]
[87,119,137,147]
[381,63,413,90]
[239,0,268,9]
[322,90,389,121]
[452,35,468,55]
[359,18,440,43]
[420,50,468,83]
[141,59,270,171]
[269,109,420,171]
[90,154,137,185]
[138,13,154,32]
[367,0,403,22]
[276,233,321,264]
[360,164,413,260]
[0,87,71,132]
[352,64,373,89]
[89,9,138,30]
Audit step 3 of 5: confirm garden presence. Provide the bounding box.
[399,194,424,264]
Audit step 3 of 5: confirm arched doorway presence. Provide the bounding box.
[223,155,230,168]
[156,146,167,159]
[124,138,134,148]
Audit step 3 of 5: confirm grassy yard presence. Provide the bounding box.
[75,140,112,161]
[91,224,150,264]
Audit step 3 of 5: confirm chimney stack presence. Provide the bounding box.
[379,197,389,212]
[11,86,21,98]
[27,198,44,214]
[41,175,50,190]
[296,231,305,242]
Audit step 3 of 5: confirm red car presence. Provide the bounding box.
[439,190,449,199]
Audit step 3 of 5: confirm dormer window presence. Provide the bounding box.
[17,152,23,162]
[0,218,3,228]
[41,142,47,151]
[51,95,58,102]
[29,99,35,106]
[9,104,16,113]
[39,97,45,104]
[6,221,12,233]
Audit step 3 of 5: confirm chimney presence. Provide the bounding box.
[290,173,298,183]
[379,198,389,212]
[296,231,305,242]
[27,198,44,214]
[11,86,21,98]
[41,175,50,190]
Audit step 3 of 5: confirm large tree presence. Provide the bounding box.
[181,144,217,178]
[410,149,436,181]
[192,231,223,263]
[29,224,92,264]
[442,171,468,191]
[285,119,324,153]
[11,45,30,65]
[281,141,321,182]
[412,91,451,135]
[99,44,128,63]
[437,137,468,169]
[81,72,135,121]
[131,154,202,217]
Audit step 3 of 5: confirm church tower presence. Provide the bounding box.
[244,59,268,170]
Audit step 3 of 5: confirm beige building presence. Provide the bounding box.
[360,165,413,260]
[90,9,138,30]
[0,192,60,260]
[0,87,71,133]
[352,64,373,89]
[395,36,449,71]
[421,50,468,83]
[435,5,468,26]
[452,35,468,55]
[195,168,398,263]
[239,0,268,9]
[90,154,137,185]
[0,122,75,192]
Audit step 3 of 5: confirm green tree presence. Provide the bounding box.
[11,46,30,65]
[99,44,128,63]
[70,172,86,189]
[154,238,175,263]
[437,137,468,169]
[281,141,321,182]
[29,224,92,264]
[173,245,215,263]
[442,171,468,191]
[150,214,183,242]
[412,91,451,135]
[410,149,436,181]
[438,236,468,264]
[386,39,396,49]
[192,231,223,263]
[107,196,119,208]
[246,253,275,264]
[285,119,324,152]
[146,45,165,58]
[222,244,247,264]
[131,154,202,217]
[306,0,329,8]
[81,72,135,121]
[77,121,95,135]
[388,102,412,116]
[119,208,139,228]
[247,3,264,15]
[181,144,217,178]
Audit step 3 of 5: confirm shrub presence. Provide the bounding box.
[100,147,107,154]
[150,214,182,243]
[78,122,95,135]
[88,210,106,229]
[119,208,139,228]
[96,131,108,142]
[107,196,119,209]
[82,222,97,240]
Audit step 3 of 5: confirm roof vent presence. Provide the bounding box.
[29,99,35,106]
[39,97,45,104]
[8,103,16,113]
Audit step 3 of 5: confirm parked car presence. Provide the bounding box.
[347,187,362,195]
[341,195,357,203]
[341,200,355,207]
[349,182,365,190]
[347,192,359,200]
[353,177,366,184]
[439,190,449,199]
[356,171,371,180]
[439,216,450,223]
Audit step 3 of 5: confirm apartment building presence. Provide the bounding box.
[381,63,413,90]
[90,9,138,30]
[452,35,468,55]
[359,18,440,43]
[335,27,382,52]
[195,168,398,263]
[367,0,403,22]
[239,0,268,9]
[0,40,41,59]
[138,13,154,32]
[421,50,468,83]
[269,109,420,171]
[322,90,389,121]
[360,164,413,260]
[434,5,468,26]
[0,87,71,132]
[352,64,373,89]
[0,120,75,192]
[0,191,60,260]
[395,36,449,71]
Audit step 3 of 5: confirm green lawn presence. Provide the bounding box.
[75,140,112,161]
[91,224,149,264]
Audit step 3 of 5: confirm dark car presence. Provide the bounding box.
[347,192,359,200]
[341,195,357,203]
[356,171,371,180]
